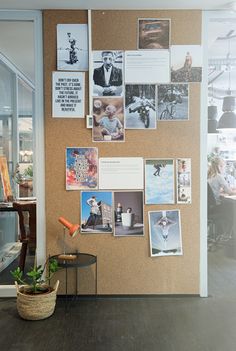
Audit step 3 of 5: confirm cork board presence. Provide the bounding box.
[43,10,201,295]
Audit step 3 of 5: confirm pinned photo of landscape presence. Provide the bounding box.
[171,45,202,83]
[145,159,175,204]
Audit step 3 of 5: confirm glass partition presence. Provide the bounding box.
[0,60,14,175]
[0,20,35,286]
[18,78,34,198]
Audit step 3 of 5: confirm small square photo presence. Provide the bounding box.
[138,18,170,50]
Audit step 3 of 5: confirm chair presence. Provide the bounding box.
[13,201,36,272]
[208,183,217,215]
[207,183,232,250]
[207,183,221,250]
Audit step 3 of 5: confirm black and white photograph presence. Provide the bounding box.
[92,97,124,142]
[125,84,156,129]
[81,191,113,234]
[138,18,170,50]
[157,84,189,120]
[176,158,192,204]
[57,24,88,71]
[92,50,124,97]
[171,45,202,82]
[114,191,144,236]
[149,210,183,257]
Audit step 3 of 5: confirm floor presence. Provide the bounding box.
[0,244,236,351]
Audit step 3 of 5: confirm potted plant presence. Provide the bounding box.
[13,163,34,197]
[11,258,59,320]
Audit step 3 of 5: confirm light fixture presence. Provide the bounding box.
[223,1,236,11]
[217,32,236,131]
[217,96,236,130]
[208,84,218,133]
[58,217,80,260]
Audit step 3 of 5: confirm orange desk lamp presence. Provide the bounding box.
[58,216,80,260]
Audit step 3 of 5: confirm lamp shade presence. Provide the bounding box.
[58,217,80,237]
[222,95,236,112]
[208,105,218,133]
[217,95,236,131]
[217,111,236,129]
[208,105,218,120]
[208,119,218,133]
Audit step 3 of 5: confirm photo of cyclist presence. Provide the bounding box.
[161,89,180,117]
[125,84,156,129]
[67,32,78,64]
[57,24,88,71]
[157,83,189,120]
[129,96,155,114]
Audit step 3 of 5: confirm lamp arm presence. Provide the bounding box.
[63,226,66,255]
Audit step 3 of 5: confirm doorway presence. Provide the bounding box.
[0,10,44,296]
[206,12,236,297]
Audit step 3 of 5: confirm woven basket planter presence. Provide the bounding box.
[15,280,59,320]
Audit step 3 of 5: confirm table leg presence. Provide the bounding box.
[75,266,78,296]
[65,265,68,307]
[96,256,98,295]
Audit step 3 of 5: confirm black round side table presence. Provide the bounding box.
[50,252,97,297]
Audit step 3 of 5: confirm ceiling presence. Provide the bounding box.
[0,0,234,10]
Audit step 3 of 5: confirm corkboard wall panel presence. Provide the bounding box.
[43,10,201,295]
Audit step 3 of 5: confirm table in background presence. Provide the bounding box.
[0,200,36,271]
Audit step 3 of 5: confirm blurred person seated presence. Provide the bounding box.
[208,156,236,237]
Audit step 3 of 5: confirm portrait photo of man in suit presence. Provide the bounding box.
[93,50,123,96]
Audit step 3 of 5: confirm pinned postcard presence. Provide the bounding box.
[171,45,202,83]
[92,97,124,142]
[145,159,175,204]
[99,157,143,189]
[52,71,85,118]
[176,158,192,204]
[66,147,98,190]
[81,191,113,233]
[138,18,170,50]
[57,24,88,71]
[157,84,189,121]
[149,210,183,257]
[125,50,170,84]
[125,84,157,129]
[114,191,144,236]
